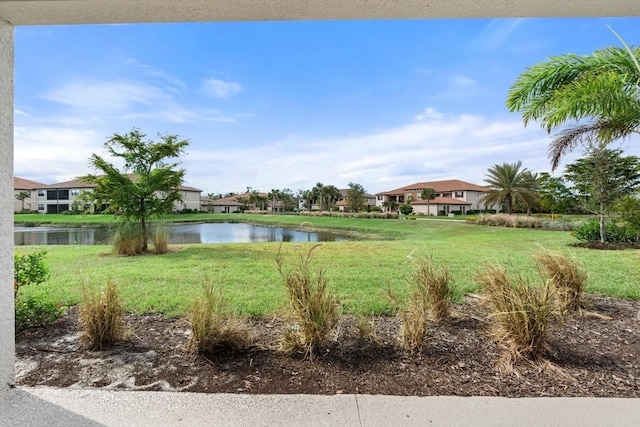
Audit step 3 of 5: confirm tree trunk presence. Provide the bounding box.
[599,203,606,244]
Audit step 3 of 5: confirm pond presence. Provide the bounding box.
[14,223,352,246]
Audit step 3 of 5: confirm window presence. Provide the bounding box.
[455,191,464,198]
[443,192,452,198]
[71,189,81,197]
[58,190,69,200]
[417,193,422,200]
[37,204,44,211]
[46,190,57,200]
[37,190,45,197]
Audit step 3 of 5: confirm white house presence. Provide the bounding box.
[376,179,497,215]
[34,176,202,214]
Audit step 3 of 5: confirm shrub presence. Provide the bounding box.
[113,222,146,255]
[535,251,587,315]
[399,204,413,215]
[410,255,455,321]
[572,219,636,243]
[14,251,50,299]
[388,282,428,352]
[152,223,170,254]
[79,281,124,350]
[276,244,339,357]
[186,280,251,354]
[476,263,553,370]
[15,296,64,332]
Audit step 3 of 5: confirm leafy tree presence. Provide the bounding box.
[564,147,640,243]
[507,30,640,170]
[84,129,189,252]
[279,188,296,212]
[537,172,577,218]
[345,182,367,212]
[614,195,640,242]
[420,188,436,203]
[15,191,31,211]
[481,161,539,215]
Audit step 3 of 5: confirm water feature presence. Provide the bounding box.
[14,223,351,246]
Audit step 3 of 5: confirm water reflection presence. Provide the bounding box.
[14,223,350,246]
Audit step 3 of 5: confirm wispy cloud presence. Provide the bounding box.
[184,109,553,194]
[469,18,524,51]
[200,78,242,99]
[39,78,241,125]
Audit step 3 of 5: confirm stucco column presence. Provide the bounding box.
[0,19,14,391]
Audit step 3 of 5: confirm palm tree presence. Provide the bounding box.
[507,30,640,170]
[481,161,539,215]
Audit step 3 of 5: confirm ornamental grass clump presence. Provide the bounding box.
[476,263,554,370]
[79,281,124,350]
[276,244,339,358]
[152,223,170,255]
[185,280,251,354]
[410,255,455,321]
[113,222,145,256]
[535,251,587,316]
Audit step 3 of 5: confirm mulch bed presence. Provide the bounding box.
[15,295,639,397]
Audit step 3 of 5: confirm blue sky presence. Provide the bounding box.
[14,17,640,195]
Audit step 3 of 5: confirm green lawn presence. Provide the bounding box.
[14,214,640,317]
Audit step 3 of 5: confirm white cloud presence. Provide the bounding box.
[43,80,169,113]
[14,126,103,183]
[201,78,242,99]
[184,110,555,194]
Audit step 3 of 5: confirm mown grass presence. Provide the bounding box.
[15,216,640,318]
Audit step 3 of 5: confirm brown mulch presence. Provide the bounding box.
[15,295,639,397]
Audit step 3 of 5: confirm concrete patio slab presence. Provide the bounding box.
[1,387,639,427]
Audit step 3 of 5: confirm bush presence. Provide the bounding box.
[399,204,413,215]
[476,263,553,370]
[186,280,251,354]
[15,296,64,332]
[276,244,339,358]
[572,219,636,243]
[79,281,124,350]
[14,251,50,299]
[535,251,587,315]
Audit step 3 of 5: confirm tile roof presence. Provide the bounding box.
[41,175,201,192]
[377,179,488,195]
[14,177,47,190]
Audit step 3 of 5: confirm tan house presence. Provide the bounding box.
[34,176,202,214]
[202,191,275,213]
[13,177,46,213]
[376,179,496,215]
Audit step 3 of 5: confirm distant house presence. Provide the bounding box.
[376,179,496,215]
[202,191,273,213]
[33,176,202,214]
[336,189,377,212]
[13,177,46,213]
[204,195,245,213]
